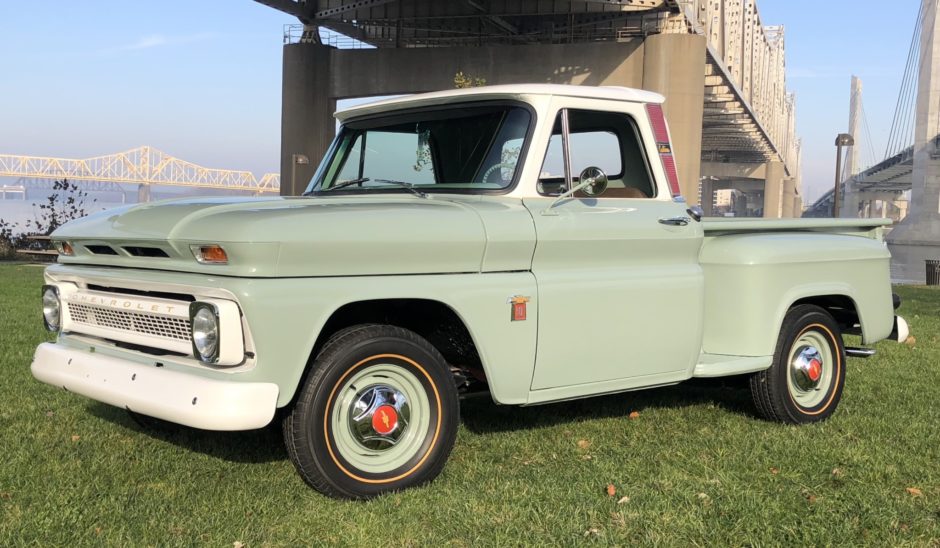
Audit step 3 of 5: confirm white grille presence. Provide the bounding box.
[67,302,191,342]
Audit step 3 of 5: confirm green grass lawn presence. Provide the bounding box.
[1,263,939,546]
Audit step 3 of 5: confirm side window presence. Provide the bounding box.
[538,109,656,198]
[540,131,621,179]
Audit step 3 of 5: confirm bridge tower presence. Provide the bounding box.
[840,75,863,218]
[887,0,940,282]
[846,75,861,180]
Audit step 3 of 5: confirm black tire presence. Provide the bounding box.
[750,305,846,424]
[283,324,459,499]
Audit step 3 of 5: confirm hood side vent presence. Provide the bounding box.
[85,245,118,255]
[123,246,170,258]
[86,284,196,302]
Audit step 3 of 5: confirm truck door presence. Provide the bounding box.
[523,101,705,395]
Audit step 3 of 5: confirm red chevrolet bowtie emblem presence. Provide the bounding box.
[372,405,398,435]
[807,358,822,382]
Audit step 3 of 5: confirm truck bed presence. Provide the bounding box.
[703,217,892,239]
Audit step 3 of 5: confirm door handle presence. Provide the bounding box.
[658,216,690,226]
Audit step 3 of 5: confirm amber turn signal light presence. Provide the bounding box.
[53,241,74,256]
[191,244,228,265]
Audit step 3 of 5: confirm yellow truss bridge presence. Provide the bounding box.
[0,146,280,193]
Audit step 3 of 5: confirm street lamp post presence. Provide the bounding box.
[291,153,310,196]
[832,133,854,218]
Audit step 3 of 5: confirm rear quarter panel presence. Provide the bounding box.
[700,232,894,357]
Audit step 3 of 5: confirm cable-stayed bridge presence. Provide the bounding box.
[803,146,914,219]
[803,0,928,220]
[806,0,940,282]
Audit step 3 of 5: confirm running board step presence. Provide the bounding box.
[845,347,876,358]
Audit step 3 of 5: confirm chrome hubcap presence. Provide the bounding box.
[331,361,431,474]
[348,384,410,450]
[791,345,823,392]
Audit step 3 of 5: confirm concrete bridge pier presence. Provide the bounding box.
[699,177,715,217]
[281,44,335,197]
[700,160,798,218]
[782,177,796,218]
[137,184,151,203]
[840,180,862,218]
[761,161,786,218]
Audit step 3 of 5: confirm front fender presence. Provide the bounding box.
[43,264,538,408]
[234,272,539,407]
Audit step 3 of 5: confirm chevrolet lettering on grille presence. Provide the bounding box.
[69,292,182,316]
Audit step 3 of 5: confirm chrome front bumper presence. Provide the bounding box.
[31,343,278,431]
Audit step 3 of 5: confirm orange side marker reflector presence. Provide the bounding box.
[509,296,530,322]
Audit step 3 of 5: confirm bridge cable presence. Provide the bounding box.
[860,100,878,171]
[889,0,925,157]
[891,0,923,157]
[885,0,926,159]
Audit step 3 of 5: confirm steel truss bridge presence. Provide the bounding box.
[0,146,280,193]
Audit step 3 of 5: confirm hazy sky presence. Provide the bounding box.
[0,1,923,203]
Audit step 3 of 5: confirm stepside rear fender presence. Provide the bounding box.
[699,232,894,357]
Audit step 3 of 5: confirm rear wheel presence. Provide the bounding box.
[283,324,459,499]
[750,305,846,424]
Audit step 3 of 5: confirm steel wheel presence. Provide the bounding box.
[283,324,459,499]
[329,359,433,475]
[786,329,835,409]
[750,305,846,424]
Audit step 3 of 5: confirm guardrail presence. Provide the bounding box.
[16,235,57,259]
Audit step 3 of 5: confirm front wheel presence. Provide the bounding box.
[750,305,846,424]
[283,324,459,499]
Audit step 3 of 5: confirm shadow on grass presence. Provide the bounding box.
[82,377,757,462]
[460,376,757,434]
[85,402,288,464]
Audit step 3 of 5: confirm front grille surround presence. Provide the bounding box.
[60,288,195,355]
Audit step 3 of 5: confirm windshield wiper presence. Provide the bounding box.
[303,177,370,196]
[305,177,427,198]
[328,177,371,192]
[371,179,428,199]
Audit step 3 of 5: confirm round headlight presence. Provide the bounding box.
[191,306,219,362]
[42,287,61,332]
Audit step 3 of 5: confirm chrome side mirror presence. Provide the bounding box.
[543,167,610,214]
[578,166,608,197]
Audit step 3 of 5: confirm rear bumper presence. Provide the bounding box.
[31,343,278,431]
[890,315,910,343]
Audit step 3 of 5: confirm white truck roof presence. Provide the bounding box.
[335,84,666,122]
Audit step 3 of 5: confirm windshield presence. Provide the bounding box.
[306,104,531,195]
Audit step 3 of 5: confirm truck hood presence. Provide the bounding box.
[52,195,490,277]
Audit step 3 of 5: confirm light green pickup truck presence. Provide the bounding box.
[32,85,907,499]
